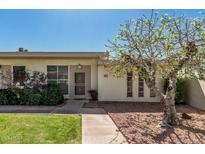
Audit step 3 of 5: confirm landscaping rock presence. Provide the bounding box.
[157,121,172,128]
[100,102,205,144]
[179,113,192,120]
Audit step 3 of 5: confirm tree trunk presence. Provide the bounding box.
[144,73,179,127]
[161,74,179,127]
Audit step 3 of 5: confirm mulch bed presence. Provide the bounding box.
[83,102,205,144]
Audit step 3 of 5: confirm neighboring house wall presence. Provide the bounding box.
[98,65,163,102]
[186,79,205,110]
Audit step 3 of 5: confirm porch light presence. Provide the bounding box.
[78,64,82,69]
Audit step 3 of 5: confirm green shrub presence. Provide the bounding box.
[0,89,19,105]
[30,93,42,105]
[164,78,187,104]
[41,83,64,105]
[0,84,64,105]
[88,90,98,100]
[18,87,42,105]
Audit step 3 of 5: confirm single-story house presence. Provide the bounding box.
[0,51,163,102]
[0,51,204,110]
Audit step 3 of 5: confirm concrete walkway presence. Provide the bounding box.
[52,100,86,114]
[81,108,127,144]
[0,100,86,114]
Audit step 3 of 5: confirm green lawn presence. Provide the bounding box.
[0,114,82,144]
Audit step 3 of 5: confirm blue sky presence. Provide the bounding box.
[0,9,204,52]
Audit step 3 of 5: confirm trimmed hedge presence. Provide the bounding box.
[41,84,64,105]
[18,88,42,105]
[0,84,64,105]
[0,89,19,105]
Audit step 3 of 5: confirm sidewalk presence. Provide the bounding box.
[0,100,85,114]
[81,108,127,144]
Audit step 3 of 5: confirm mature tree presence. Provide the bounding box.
[106,11,205,127]
[18,48,28,52]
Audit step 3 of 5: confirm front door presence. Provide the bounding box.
[75,72,85,95]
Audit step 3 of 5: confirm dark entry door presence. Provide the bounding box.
[13,66,26,85]
[75,72,85,95]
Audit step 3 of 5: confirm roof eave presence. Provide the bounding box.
[0,52,106,59]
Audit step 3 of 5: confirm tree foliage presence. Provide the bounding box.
[106,11,205,93]
[105,11,205,126]
[18,48,28,52]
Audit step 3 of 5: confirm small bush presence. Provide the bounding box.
[164,78,187,104]
[0,89,19,105]
[0,70,64,105]
[18,87,42,105]
[88,90,98,100]
[41,83,64,105]
[17,84,64,105]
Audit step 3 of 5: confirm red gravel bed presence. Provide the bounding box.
[84,102,205,144]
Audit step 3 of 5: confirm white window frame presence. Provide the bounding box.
[138,78,144,97]
[127,72,133,97]
[150,81,156,98]
[46,65,70,96]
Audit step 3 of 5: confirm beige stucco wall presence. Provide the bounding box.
[98,66,163,102]
[186,79,205,110]
[0,58,164,102]
[0,58,98,96]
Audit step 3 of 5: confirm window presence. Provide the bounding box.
[47,65,68,94]
[13,66,26,85]
[47,66,57,80]
[127,72,133,97]
[138,76,144,97]
[150,78,156,97]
